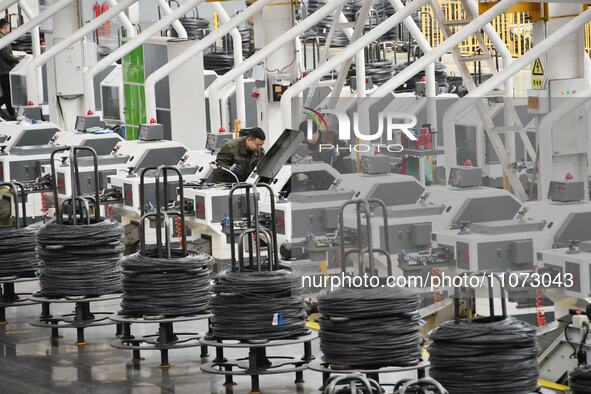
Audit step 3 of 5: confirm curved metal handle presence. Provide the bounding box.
[155,165,186,256]
[139,166,158,216]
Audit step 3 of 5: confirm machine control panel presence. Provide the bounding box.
[360,155,391,175]
[138,123,164,141]
[206,133,233,153]
[75,115,102,132]
[547,180,584,202]
[17,106,43,121]
[448,166,482,188]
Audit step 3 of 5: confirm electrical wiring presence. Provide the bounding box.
[209,269,308,340]
[0,222,43,277]
[120,248,212,318]
[570,365,591,394]
[317,286,421,367]
[428,316,538,394]
[36,219,124,297]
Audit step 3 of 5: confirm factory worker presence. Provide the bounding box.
[211,127,266,183]
[0,19,22,120]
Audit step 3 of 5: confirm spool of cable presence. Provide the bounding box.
[571,366,591,394]
[0,221,42,277]
[120,248,212,317]
[209,269,307,340]
[36,219,124,297]
[170,17,210,39]
[428,316,538,393]
[318,286,421,367]
[204,51,235,75]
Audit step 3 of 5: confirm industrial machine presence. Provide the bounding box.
[184,128,307,260]
[338,165,522,259]
[432,178,590,273]
[104,123,189,219]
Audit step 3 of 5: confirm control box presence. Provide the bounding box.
[361,155,391,175]
[17,106,44,121]
[448,166,482,188]
[139,123,164,141]
[75,115,102,132]
[547,180,585,202]
[206,133,233,154]
[269,75,291,102]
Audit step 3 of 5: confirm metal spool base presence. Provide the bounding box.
[308,358,430,390]
[199,332,318,394]
[0,277,38,324]
[29,293,121,345]
[110,312,212,368]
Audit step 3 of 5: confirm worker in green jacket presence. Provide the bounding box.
[211,127,266,183]
[0,19,21,120]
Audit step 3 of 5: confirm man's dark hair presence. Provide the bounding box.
[246,127,266,141]
[0,19,10,29]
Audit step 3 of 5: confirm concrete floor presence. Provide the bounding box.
[0,280,420,394]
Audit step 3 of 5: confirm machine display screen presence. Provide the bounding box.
[17,106,43,121]
[75,116,87,132]
[256,129,305,179]
[14,128,60,147]
[135,147,188,171]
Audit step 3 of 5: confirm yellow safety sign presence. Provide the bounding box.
[532,58,544,76]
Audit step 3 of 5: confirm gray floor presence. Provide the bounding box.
[0,280,421,394]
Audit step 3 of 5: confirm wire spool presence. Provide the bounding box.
[209,269,307,341]
[170,16,210,40]
[303,0,349,47]
[36,219,124,297]
[393,61,447,92]
[120,248,212,318]
[204,51,234,75]
[317,286,421,368]
[428,316,538,394]
[238,25,253,57]
[349,59,396,86]
[571,366,591,394]
[0,221,42,278]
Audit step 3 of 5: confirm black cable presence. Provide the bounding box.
[120,248,212,318]
[578,325,590,366]
[209,269,307,341]
[318,286,421,368]
[570,365,591,394]
[36,219,123,297]
[0,222,42,277]
[428,316,538,394]
[566,322,579,359]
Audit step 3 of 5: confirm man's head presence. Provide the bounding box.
[244,127,265,152]
[0,19,10,34]
[298,120,321,144]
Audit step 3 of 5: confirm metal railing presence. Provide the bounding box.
[420,0,532,57]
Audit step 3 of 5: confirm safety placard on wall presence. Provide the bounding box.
[531,58,545,89]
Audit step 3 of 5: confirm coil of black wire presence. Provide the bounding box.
[36,219,123,297]
[428,316,538,394]
[170,17,210,40]
[204,51,234,75]
[209,269,307,341]
[0,222,43,278]
[318,286,421,368]
[571,366,591,394]
[120,249,212,318]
